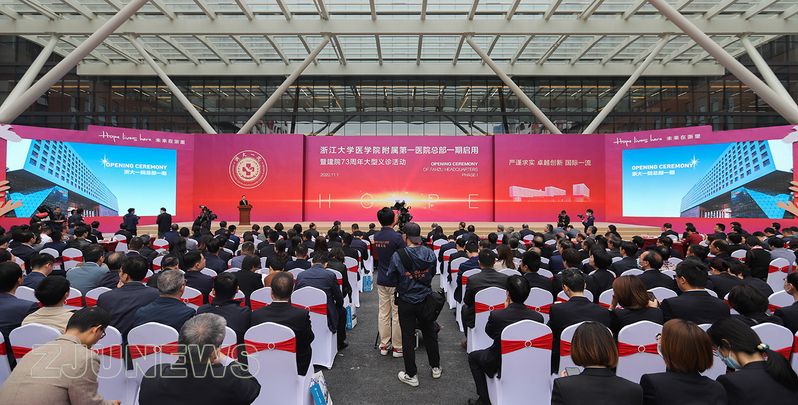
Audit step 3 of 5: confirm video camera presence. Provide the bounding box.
[391,200,413,232]
[577,214,585,219]
[193,205,218,229]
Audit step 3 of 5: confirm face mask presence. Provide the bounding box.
[720,353,741,370]
[636,258,643,269]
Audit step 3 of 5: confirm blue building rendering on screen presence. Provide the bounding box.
[6,139,119,218]
[680,140,793,219]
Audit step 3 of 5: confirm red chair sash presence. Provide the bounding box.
[128,342,180,359]
[85,297,98,307]
[793,336,798,354]
[768,303,783,311]
[336,278,343,285]
[347,266,358,273]
[525,303,552,314]
[560,341,571,357]
[12,346,32,358]
[599,302,611,309]
[251,300,269,310]
[292,302,327,315]
[220,344,239,359]
[65,297,83,307]
[557,297,568,303]
[443,255,450,261]
[181,295,204,306]
[243,337,296,354]
[450,268,459,274]
[769,264,788,273]
[94,345,124,359]
[501,333,553,354]
[774,346,791,359]
[153,263,162,271]
[63,256,82,262]
[474,302,505,313]
[462,276,468,285]
[618,342,659,356]
[0,345,5,355]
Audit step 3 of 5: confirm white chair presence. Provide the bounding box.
[152,256,164,272]
[486,321,553,405]
[227,259,234,269]
[545,240,556,247]
[200,268,217,277]
[0,334,10,386]
[292,287,337,368]
[113,235,128,253]
[329,269,343,293]
[661,269,677,279]
[181,286,204,309]
[62,247,83,271]
[541,257,550,267]
[220,326,238,359]
[14,285,38,303]
[14,256,24,269]
[225,267,241,273]
[556,290,594,303]
[524,288,554,324]
[620,269,643,277]
[558,322,585,374]
[433,239,447,271]
[92,325,127,403]
[448,257,468,310]
[223,248,234,257]
[523,235,534,247]
[153,239,169,253]
[648,287,677,302]
[458,269,482,333]
[441,248,457,291]
[698,323,727,380]
[250,287,273,310]
[208,290,246,307]
[581,258,590,266]
[752,323,794,362]
[723,293,739,315]
[499,269,519,277]
[85,286,111,307]
[40,247,61,268]
[344,256,360,308]
[513,258,521,268]
[128,322,180,402]
[731,250,747,262]
[288,269,304,280]
[768,258,792,293]
[537,269,554,279]
[667,258,682,266]
[9,323,61,363]
[467,287,507,353]
[598,289,615,309]
[362,239,374,278]
[612,257,623,263]
[65,286,84,309]
[245,322,314,405]
[667,235,678,242]
[768,290,794,312]
[142,270,154,284]
[616,321,666,382]
[791,331,798,374]
[260,257,269,269]
[705,289,718,298]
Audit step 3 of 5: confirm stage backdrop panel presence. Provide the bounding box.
[304,136,494,221]
[606,125,796,234]
[493,134,605,223]
[192,133,304,223]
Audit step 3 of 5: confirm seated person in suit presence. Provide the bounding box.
[706,239,739,266]
[467,276,544,405]
[43,231,68,255]
[94,252,126,289]
[203,238,228,274]
[637,247,679,292]
[608,275,663,338]
[0,307,121,405]
[727,284,783,327]
[641,319,727,405]
[196,273,251,347]
[97,255,160,338]
[126,237,150,263]
[21,252,55,289]
[707,317,798,405]
[462,249,510,338]
[548,268,611,373]
[132,269,196,332]
[66,245,109,295]
[775,271,798,333]
[138,235,159,264]
[234,254,264,308]
[0,261,40,367]
[708,258,745,299]
[67,226,92,251]
[230,242,255,270]
[661,258,730,324]
[520,248,554,295]
[163,224,180,244]
[548,239,574,274]
[606,236,622,259]
[552,321,643,405]
[745,235,771,281]
[262,257,287,288]
[22,276,75,331]
[587,247,615,297]
[733,262,772,298]
[454,242,481,303]
[251,272,314,375]
[10,231,37,272]
[138,313,261,405]
[552,249,598,300]
[146,256,179,289]
[184,250,214,304]
[609,241,640,277]
[285,244,312,272]
[294,251,347,350]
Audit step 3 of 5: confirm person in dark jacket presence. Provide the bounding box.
[661,259,730,324]
[155,208,172,240]
[609,275,663,338]
[520,249,554,295]
[97,255,159,338]
[0,262,39,367]
[727,284,783,327]
[774,271,798,333]
[462,249,510,333]
[552,321,643,405]
[123,208,139,236]
[637,247,679,293]
[707,317,798,405]
[640,319,727,405]
[132,269,196,332]
[196,273,251,347]
[745,236,771,281]
[233,255,264,308]
[294,252,346,350]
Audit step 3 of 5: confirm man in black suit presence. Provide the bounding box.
[708,258,745,299]
[326,229,343,249]
[0,262,39,367]
[462,249,510,340]
[453,222,468,239]
[138,313,261,405]
[551,249,598,300]
[94,252,127,289]
[519,223,534,239]
[234,255,264,308]
[467,275,543,405]
[351,231,370,268]
[239,195,248,206]
[132,269,196,332]
[774,271,798,334]
[745,235,771,281]
[251,272,314,375]
[66,226,92,251]
[341,233,361,267]
[637,248,679,293]
[655,236,683,259]
[184,250,214,304]
[727,232,749,253]
[294,252,346,350]
[609,241,639,277]
[89,221,103,243]
[455,242,481,303]
[706,239,739,267]
[155,208,172,239]
[712,223,727,241]
[547,268,610,373]
[257,231,279,259]
[126,237,151,265]
[196,273,251,346]
[548,239,573,274]
[11,231,37,272]
[607,236,622,259]
[660,223,679,239]
[96,255,160,338]
[115,223,133,241]
[285,244,312,271]
[520,249,554,295]
[203,238,227,274]
[661,258,730,324]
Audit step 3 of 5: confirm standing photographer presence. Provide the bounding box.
[557,210,570,229]
[386,222,441,387]
[580,209,595,233]
[374,207,406,358]
[123,208,139,236]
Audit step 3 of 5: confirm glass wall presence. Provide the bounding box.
[2,35,797,135]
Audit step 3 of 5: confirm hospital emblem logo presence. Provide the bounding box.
[229,150,267,189]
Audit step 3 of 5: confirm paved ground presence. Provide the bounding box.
[319,273,475,405]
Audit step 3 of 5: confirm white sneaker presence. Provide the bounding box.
[398,371,419,387]
[393,348,403,358]
[432,367,442,379]
[380,346,390,356]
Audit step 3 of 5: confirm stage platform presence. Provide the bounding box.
[132,221,662,240]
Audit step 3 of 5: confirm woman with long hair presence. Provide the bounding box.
[493,245,516,271]
[609,275,663,338]
[166,235,187,270]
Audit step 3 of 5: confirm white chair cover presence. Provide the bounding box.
[292,287,337,368]
[448,257,468,310]
[14,285,37,303]
[731,250,747,262]
[768,290,794,311]
[113,235,128,253]
[556,290,594,303]
[537,269,554,279]
[791,331,798,375]
[558,322,584,374]
[667,258,682,266]
[752,323,794,364]
[246,322,313,405]
[0,334,10,386]
[616,321,666,382]
[458,269,482,333]
[486,321,553,405]
[250,287,273,310]
[152,256,164,272]
[85,286,111,307]
[288,269,304,280]
[467,287,507,353]
[441,248,457,291]
[93,326,127,403]
[698,324,726,380]
[524,288,553,324]
[620,269,643,277]
[153,239,169,253]
[200,268,217,277]
[612,257,623,263]
[128,322,180,402]
[65,286,84,309]
[661,269,677,278]
[767,258,793,293]
[648,287,677,302]
[62,247,84,271]
[9,323,61,364]
[181,286,204,309]
[344,256,359,308]
[598,289,615,310]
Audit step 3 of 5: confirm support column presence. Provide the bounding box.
[465,35,561,134]
[0,34,59,117]
[583,35,670,134]
[128,35,217,134]
[740,35,798,111]
[0,0,150,124]
[238,36,330,134]
[646,0,798,124]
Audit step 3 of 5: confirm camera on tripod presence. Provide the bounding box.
[193,205,218,229]
[391,200,413,231]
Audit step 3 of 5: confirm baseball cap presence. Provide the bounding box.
[403,222,423,245]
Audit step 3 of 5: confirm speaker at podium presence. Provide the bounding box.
[238,205,252,226]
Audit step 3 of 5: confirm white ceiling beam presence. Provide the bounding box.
[20,35,68,58]
[193,0,216,20]
[61,0,96,20]
[570,35,604,64]
[313,0,329,20]
[265,35,289,65]
[579,0,604,20]
[661,38,698,64]
[158,35,200,65]
[506,0,521,20]
[135,40,169,64]
[416,35,422,65]
[421,0,427,20]
[375,35,382,65]
[331,34,346,64]
[101,39,140,64]
[481,34,500,65]
[632,36,673,64]
[690,36,740,64]
[452,35,465,65]
[149,0,176,20]
[274,0,292,20]
[234,0,255,20]
[19,0,60,20]
[705,0,738,20]
[537,35,567,65]
[231,35,261,65]
[742,0,779,19]
[729,34,778,58]
[674,0,693,12]
[370,0,376,20]
[780,4,798,19]
[543,0,562,20]
[194,35,230,65]
[601,35,641,64]
[622,0,646,20]
[60,36,111,64]
[104,0,124,11]
[468,0,479,20]
[0,4,20,19]
[77,61,726,77]
[298,35,318,65]
[510,35,533,65]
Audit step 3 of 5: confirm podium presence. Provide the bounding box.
[238,205,252,226]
